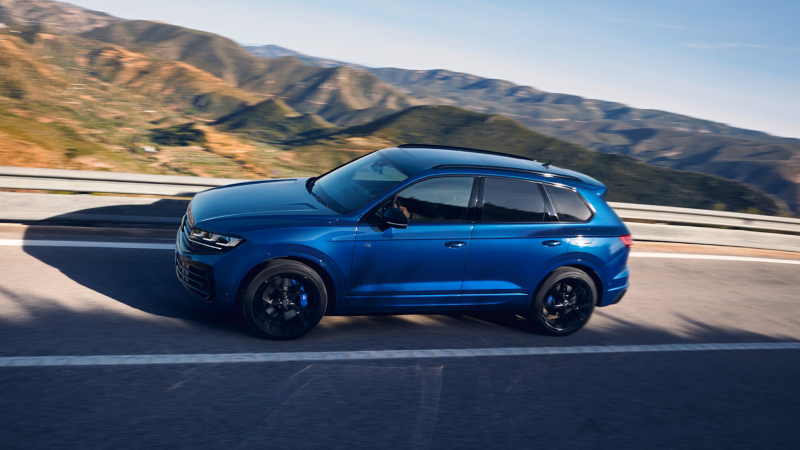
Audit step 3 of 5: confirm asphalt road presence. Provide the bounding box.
[1,225,799,449]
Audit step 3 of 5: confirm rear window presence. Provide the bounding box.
[482,177,546,222]
[544,185,593,222]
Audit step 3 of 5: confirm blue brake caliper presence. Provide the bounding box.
[299,291,308,308]
[292,280,308,308]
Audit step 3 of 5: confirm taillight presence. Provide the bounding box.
[620,235,633,248]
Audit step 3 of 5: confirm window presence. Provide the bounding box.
[544,184,593,222]
[371,177,475,222]
[482,178,546,223]
[312,152,411,214]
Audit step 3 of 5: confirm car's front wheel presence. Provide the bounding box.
[527,267,597,336]
[242,261,327,340]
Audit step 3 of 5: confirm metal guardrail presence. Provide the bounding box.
[0,166,249,197]
[609,202,800,234]
[1,166,799,233]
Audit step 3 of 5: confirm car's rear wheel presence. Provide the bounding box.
[527,267,597,336]
[242,261,327,340]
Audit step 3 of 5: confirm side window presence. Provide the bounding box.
[543,184,593,222]
[371,177,475,222]
[482,178,546,223]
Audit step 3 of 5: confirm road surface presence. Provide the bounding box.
[0,224,798,449]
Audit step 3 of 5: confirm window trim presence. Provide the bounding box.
[360,175,480,224]
[540,181,596,224]
[474,176,596,224]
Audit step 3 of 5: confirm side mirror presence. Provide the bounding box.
[381,207,408,229]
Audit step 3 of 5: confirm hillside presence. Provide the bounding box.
[214,98,335,142]
[81,21,418,125]
[0,30,317,179]
[0,3,791,215]
[0,0,120,34]
[242,44,800,212]
[79,43,260,118]
[291,106,783,214]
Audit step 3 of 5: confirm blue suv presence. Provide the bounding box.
[175,145,630,340]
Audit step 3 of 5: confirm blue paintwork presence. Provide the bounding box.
[175,146,630,315]
[350,221,473,312]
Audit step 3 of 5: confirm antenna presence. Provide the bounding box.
[543,161,552,170]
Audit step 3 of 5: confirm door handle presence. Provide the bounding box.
[542,240,562,247]
[445,241,467,248]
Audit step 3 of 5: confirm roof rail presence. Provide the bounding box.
[397,144,536,162]
[431,164,582,182]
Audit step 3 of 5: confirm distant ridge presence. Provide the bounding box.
[0,0,120,34]
[291,105,783,214]
[214,98,335,141]
[81,21,418,126]
[0,0,793,214]
[243,45,800,212]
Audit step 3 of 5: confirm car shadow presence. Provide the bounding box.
[20,200,254,334]
[17,201,798,348]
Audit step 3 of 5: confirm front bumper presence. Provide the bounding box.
[175,255,216,301]
[174,215,263,311]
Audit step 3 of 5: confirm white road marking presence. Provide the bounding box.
[630,252,800,265]
[1,342,798,367]
[0,239,173,250]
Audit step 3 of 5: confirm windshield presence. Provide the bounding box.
[311,152,410,214]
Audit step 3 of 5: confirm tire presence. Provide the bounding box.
[242,261,327,340]
[527,267,597,336]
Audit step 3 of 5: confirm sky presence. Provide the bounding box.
[73,0,800,138]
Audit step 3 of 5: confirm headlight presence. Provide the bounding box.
[188,227,244,251]
[187,202,195,227]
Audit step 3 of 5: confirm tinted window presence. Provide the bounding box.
[312,152,410,214]
[372,177,475,222]
[544,185,593,222]
[482,178,546,222]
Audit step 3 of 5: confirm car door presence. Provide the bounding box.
[460,177,568,311]
[349,176,478,312]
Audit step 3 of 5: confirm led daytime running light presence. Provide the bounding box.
[190,228,243,248]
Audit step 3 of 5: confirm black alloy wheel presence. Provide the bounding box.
[242,261,327,340]
[528,267,597,336]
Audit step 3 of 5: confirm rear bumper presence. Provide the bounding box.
[600,264,629,307]
[606,287,627,306]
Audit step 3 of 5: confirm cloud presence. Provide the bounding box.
[686,43,800,52]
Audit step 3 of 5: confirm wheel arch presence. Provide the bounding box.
[525,262,605,312]
[234,255,340,316]
[563,263,604,306]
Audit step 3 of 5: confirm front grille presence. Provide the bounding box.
[180,215,210,253]
[175,255,215,301]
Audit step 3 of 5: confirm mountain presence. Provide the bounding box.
[292,105,783,215]
[0,30,313,179]
[0,0,120,34]
[81,20,268,87]
[214,98,335,142]
[81,21,418,125]
[242,44,800,212]
[372,68,796,142]
[244,44,363,69]
[79,43,260,117]
[0,25,783,214]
